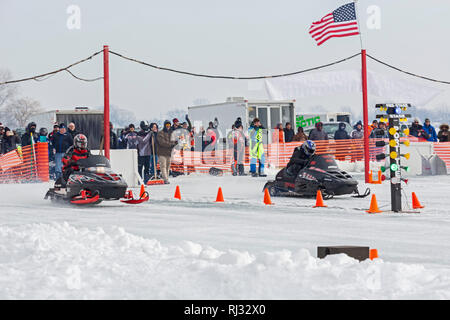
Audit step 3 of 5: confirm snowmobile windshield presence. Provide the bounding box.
[75,155,111,169]
[306,154,339,171]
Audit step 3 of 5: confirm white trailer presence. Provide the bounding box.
[28,107,104,149]
[188,97,296,143]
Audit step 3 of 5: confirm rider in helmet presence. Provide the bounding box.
[286,140,316,176]
[61,134,90,185]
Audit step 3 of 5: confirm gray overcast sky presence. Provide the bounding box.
[1,0,449,119]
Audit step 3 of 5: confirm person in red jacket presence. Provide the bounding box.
[61,134,90,184]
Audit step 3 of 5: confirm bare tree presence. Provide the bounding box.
[8,98,42,128]
[0,69,18,109]
[0,69,20,127]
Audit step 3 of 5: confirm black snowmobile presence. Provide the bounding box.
[263,154,370,199]
[44,155,148,205]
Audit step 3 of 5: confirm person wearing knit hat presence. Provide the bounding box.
[438,123,449,142]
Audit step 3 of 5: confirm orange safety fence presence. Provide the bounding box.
[434,142,450,170]
[0,142,49,183]
[168,138,389,174]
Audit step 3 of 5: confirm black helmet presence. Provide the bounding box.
[74,134,88,150]
[140,120,149,131]
[39,127,48,136]
[301,140,316,156]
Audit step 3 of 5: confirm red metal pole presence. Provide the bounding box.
[103,45,110,159]
[361,49,370,183]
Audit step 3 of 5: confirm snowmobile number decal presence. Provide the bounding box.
[300,172,318,182]
[69,175,94,184]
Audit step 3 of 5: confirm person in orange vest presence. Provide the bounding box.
[273,123,284,143]
[368,120,378,135]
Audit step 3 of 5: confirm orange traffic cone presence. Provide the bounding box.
[412,192,424,209]
[215,187,224,202]
[140,184,146,198]
[313,190,327,208]
[366,194,382,213]
[369,249,379,260]
[374,170,382,184]
[368,170,373,183]
[174,185,181,200]
[263,188,273,205]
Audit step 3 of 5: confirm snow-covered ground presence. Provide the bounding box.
[1,172,450,299]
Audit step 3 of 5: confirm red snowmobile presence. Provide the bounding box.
[44,155,148,205]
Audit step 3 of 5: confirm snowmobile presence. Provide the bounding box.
[263,154,370,199]
[44,155,149,205]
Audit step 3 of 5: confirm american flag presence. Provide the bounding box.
[309,2,360,46]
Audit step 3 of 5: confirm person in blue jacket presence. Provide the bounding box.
[422,118,438,142]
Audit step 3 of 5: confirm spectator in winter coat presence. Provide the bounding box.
[136,122,154,183]
[370,122,388,139]
[21,122,39,147]
[231,122,247,176]
[292,126,308,142]
[172,118,180,131]
[118,128,129,149]
[2,127,21,154]
[48,124,59,143]
[308,122,328,141]
[351,122,364,139]
[195,126,207,152]
[52,124,73,179]
[67,122,78,139]
[156,120,177,184]
[148,123,159,178]
[334,122,351,140]
[368,120,378,135]
[38,128,49,143]
[124,124,139,149]
[423,119,438,142]
[205,123,217,151]
[283,123,295,142]
[409,119,429,140]
[0,125,4,154]
[438,124,449,142]
[273,123,284,143]
[109,122,118,150]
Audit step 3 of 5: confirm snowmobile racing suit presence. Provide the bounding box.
[60,146,91,186]
[286,146,311,177]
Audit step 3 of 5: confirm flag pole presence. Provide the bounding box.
[354,0,370,183]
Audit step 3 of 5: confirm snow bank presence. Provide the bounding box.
[1,222,449,299]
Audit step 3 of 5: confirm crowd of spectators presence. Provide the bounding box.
[0,116,448,183]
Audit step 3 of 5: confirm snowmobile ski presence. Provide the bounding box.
[352,187,371,198]
[120,190,150,204]
[70,190,102,205]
